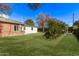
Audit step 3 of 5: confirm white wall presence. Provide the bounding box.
[24,27,37,34]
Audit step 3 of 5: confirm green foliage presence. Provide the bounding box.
[36,13,67,39]
[68,27,73,33]
[74,20,79,26]
[24,19,35,26]
[38,28,42,32]
[73,28,79,41]
[44,18,66,39]
[73,20,79,41]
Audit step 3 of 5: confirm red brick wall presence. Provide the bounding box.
[0,23,2,37]
[0,22,24,37]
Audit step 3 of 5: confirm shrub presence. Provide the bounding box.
[44,19,66,39]
[73,28,79,41]
[38,28,48,32]
[38,28,42,32]
[68,27,73,33]
[44,30,51,39]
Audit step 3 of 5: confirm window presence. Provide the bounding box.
[16,26,19,31]
[20,26,25,31]
[31,27,33,30]
[14,25,19,31]
[14,25,17,31]
[20,26,22,31]
[24,27,25,30]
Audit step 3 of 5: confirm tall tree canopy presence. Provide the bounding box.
[37,13,49,32]
[73,20,79,29]
[37,13,50,27]
[0,4,11,15]
[44,18,67,39]
[27,3,41,10]
[24,19,35,26]
[74,20,79,26]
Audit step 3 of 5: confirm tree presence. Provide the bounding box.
[0,4,11,15]
[37,13,48,32]
[24,19,35,26]
[27,3,41,10]
[73,20,79,27]
[44,18,67,39]
[73,20,79,41]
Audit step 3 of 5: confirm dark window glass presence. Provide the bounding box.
[31,27,33,30]
[14,25,17,31]
[16,26,19,31]
[14,25,19,31]
[24,27,25,30]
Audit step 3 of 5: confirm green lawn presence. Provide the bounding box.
[0,33,79,56]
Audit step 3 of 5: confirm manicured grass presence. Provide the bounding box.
[0,33,79,56]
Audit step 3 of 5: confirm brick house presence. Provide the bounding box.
[0,17,25,37]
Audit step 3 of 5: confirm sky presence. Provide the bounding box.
[4,3,79,26]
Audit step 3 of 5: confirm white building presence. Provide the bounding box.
[24,26,37,34]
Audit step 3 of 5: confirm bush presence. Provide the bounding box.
[44,30,51,39]
[38,28,48,32]
[73,28,79,41]
[38,28,42,32]
[44,30,62,39]
[68,27,73,33]
[43,19,66,39]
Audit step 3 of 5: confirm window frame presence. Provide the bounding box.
[14,25,19,31]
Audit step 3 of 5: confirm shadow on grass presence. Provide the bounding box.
[72,33,79,43]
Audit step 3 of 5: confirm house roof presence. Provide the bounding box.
[0,16,23,25]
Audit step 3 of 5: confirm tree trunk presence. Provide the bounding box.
[43,26,44,32]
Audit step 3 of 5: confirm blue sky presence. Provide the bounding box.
[8,3,79,26]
